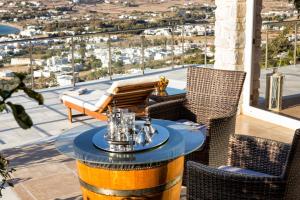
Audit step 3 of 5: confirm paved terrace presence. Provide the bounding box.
[0,66,295,200]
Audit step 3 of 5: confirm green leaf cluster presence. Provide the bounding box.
[0,72,43,197]
[0,154,15,197]
[0,73,44,129]
[261,27,293,68]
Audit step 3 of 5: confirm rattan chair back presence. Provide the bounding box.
[284,129,300,199]
[185,67,246,124]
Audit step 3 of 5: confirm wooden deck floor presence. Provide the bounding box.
[236,114,294,143]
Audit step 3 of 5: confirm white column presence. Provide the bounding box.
[243,0,262,109]
[214,0,246,71]
[214,0,262,108]
[243,0,255,109]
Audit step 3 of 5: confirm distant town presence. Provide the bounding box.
[0,0,298,88]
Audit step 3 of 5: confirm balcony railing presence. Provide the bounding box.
[258,19,300,121]
[262,19,300,69]
[0,21,215,89]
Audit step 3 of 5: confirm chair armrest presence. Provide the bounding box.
[187,161,285,200]
[208,108,237,127]
[146,98,186,121]
[228,134,291,176]
[206,109,237,167]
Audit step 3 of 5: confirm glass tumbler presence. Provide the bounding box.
[122,112,135,142]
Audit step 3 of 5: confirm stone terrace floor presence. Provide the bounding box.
[0,66,296,200]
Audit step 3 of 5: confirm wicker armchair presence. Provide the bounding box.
[187,129,300,200]
[147,67,246,180]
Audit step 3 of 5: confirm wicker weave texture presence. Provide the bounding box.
[228,134,290,176]
[187,161,285,200]
[186,67,246,121]
[147,66,246,178]
[187,130,300,200]
[284,129,300,199]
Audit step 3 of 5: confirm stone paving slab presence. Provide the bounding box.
[3,141,79,200]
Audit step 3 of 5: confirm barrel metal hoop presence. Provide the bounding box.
[79,175,182,197]
[81,160,169,170]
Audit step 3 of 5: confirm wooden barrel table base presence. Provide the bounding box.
[77,156,184,200]
[56,120,206,200]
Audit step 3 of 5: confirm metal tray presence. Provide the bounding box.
[92,124,169,153]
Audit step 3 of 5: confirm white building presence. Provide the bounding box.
[56,75,73,86]
[34,59,46,66]
[33,70,51,78]
[11,58,30,65]
[144,28,171,36]
[47,56,68,67]
[0,70,14,78]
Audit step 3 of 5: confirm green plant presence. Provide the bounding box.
[261,27,293,68]
[85,69,108,80]
[0,73,43,197]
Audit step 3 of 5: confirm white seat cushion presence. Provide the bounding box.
[61,95,85,108]
[218,166,274,177]
[83,102,99,112]
[94,93,111,110]
[61,90,106,111]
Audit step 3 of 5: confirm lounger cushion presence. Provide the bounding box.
[61,90,105,111]
[62,76,159,112]
[107,76,158,94]
[94,93,111,110]
[83,102,99,112]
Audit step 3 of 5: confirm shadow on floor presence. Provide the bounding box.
[256,94,300,121]
[3,141,73,168]
[282,94,300,109]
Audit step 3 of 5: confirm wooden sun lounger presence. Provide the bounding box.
[61,78,159,122]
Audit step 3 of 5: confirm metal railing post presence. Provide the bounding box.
[29,41,34,89]
[71,36,76,88]
[294,22,298,67]
[265,26,269,69]
[171,24,175,69]
[181,23,185,67]
[141,35,145,75]
[204,24,207,67]
[108,34,112,80]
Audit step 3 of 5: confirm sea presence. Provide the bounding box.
[0,25,20,35]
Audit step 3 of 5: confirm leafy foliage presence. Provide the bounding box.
[0,155,15,197]
[0,72,43,197]
[6,103,33,129]
[261,27,293,68]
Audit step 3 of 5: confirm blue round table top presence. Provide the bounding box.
[55,119,206,165]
